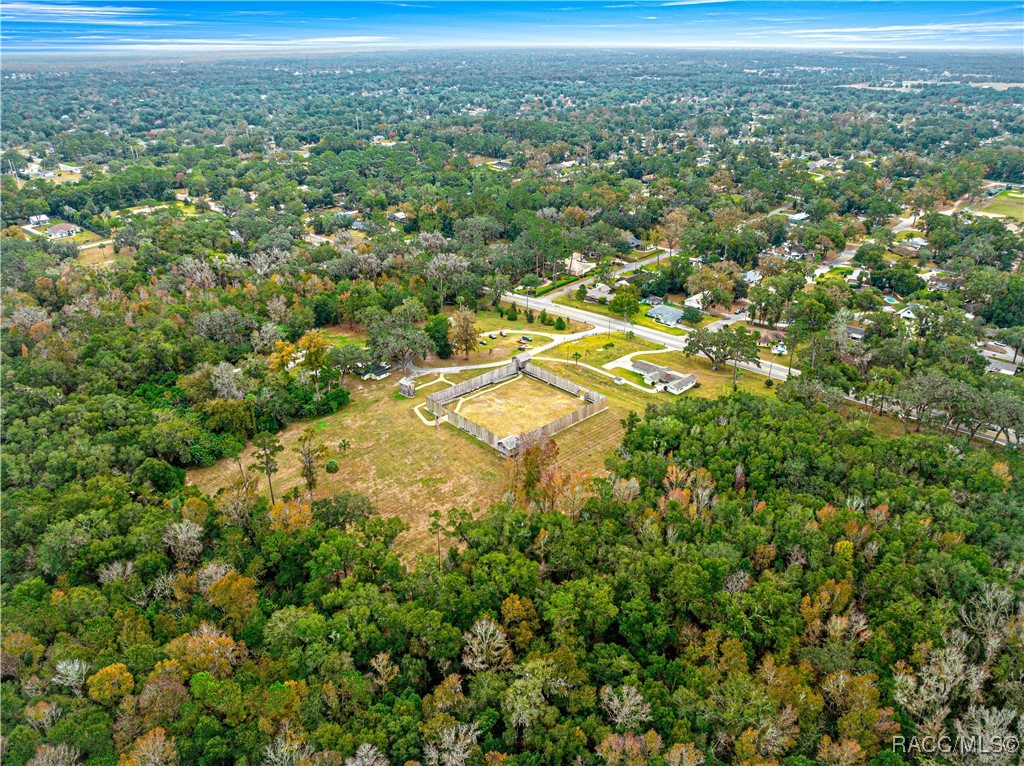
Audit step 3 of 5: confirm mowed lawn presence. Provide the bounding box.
[554,294,690,335]
[461,302,592,334]
[978,190,1024,221]
[554,332,664,367]
[455,375,583,437]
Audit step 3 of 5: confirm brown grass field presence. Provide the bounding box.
[455,375,583,437]
[77,243,118,267]
[186,365,655,557]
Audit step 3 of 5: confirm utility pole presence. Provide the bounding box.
[434,414,440,459]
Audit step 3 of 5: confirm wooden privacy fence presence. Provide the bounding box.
[424,355,607,455]
[516,396,607,445]
[444,409,503,450]
[425,361,519,414]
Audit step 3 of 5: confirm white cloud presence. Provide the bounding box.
[0,1,181,26]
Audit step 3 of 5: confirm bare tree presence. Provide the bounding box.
[423,723,479,766]
[601,685,652,731]
[267,295,289,323]
[462,617,513,673]
[98,560,136,585]
[51,659,90,696]
[346,744,388,766]
[27,744,81,766]
[263,732,314,766]
[163,521,204,569]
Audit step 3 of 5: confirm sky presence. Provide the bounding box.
[1,1,1022,56]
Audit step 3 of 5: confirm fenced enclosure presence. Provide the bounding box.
[425,355,607,456]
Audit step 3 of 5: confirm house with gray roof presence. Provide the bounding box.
[632,360,698,394]
[646,304,685,326]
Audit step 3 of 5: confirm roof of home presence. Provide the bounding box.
[665,374,698,393]
[632,360,697,393]
[646,305,685,324]
[632,360,664,375]
[48,223,80,234]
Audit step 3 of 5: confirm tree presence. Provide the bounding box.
[297,330,333,398]
[325,459,340,492]
[250,432,284,504]
[609,286,642,328]
[684,324,761,390]
[294,427,328,494]
[330,344,373,388]
[424,314,454,359]
[427,252,468,308]
[120,728,177,766]
[658,208,689,262]
[360,300,432,372]
[451,308,479,359]
[86,663,134,706]
[205,571,259,630]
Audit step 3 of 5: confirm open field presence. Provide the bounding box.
[455,374,583,436]
[977,190,1024,221]
[555,331,664,367]
[77,243,118,266]
[322,325,368,347]
[186,364,641,556]
[188,373,506,555]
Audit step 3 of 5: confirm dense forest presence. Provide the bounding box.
[2,49,1023,766]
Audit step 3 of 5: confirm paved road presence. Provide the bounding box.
[501,290,1017,445]
[503,292,795,381]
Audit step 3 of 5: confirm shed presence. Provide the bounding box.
[399,378,416,397]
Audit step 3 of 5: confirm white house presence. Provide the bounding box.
[684,291,710,311]
[29,214,50,226]
[563,252,595,277]
[47,222,81,239]
[631,360,698,394]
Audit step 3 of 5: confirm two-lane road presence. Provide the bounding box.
[503,292,796,381]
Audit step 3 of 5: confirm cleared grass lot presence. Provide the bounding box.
[977,189,1024,221]
[455,374,583,437]
[554,332,664,367]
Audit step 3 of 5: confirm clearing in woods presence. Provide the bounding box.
[454,374,583,437]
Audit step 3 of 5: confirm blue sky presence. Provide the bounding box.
[2,1,1022,55]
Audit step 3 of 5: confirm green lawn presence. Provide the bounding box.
[322,325,368,348]
[554,332,664,367]
[978,190,1024,221]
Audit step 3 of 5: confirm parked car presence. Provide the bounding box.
[521,335,533,342]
